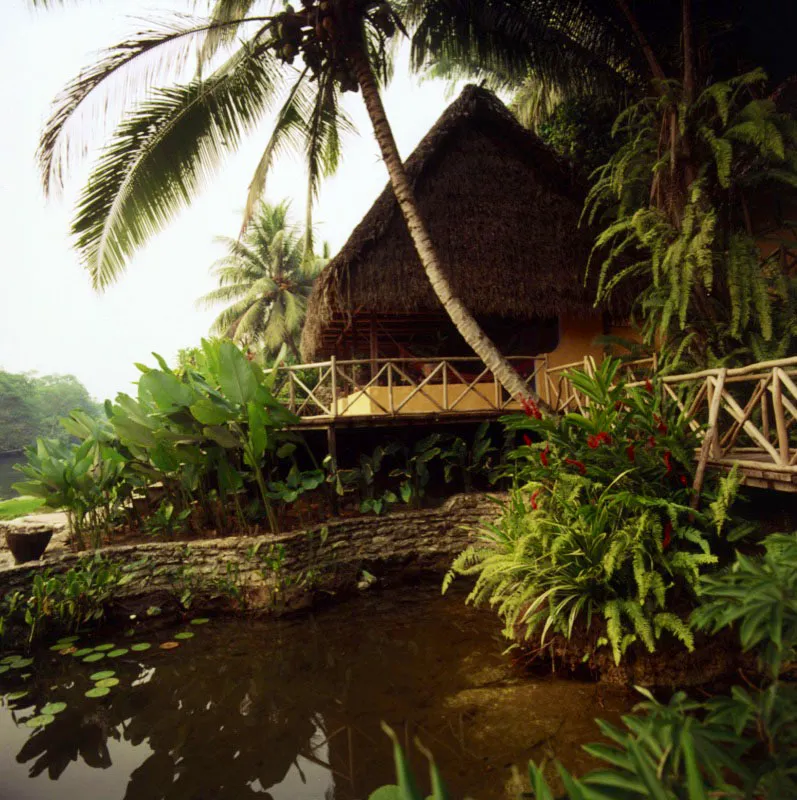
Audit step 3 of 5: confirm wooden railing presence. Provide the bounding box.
[544,356,657,413]
[266,355,548,421]
[630,356,797,492]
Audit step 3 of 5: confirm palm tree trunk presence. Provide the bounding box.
[347,46,551,413]
[284,332,302,361]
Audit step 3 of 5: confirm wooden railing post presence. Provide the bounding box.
[442,361,448,410]
[707,369,727,459]
[773,368,789,466]
[387,361,395,414]
[288,369,296,412]
[330,356,337,418]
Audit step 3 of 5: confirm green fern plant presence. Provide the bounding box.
[586,68,797,369]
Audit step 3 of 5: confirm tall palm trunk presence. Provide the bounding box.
[347,46,551,413]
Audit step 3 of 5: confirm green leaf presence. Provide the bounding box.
[218,341,258,405]
[204,425,240,449]
[26,714,55,728]
[139,369,193,409]
[85,687,110,698]
[90,670,116,681]
[190,398,235,425]
[41,702,67,715]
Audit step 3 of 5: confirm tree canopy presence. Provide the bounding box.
[0,370,100,452]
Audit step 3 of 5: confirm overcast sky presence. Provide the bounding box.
[0,1,466,401]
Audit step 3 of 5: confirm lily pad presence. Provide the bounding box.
[0,666,9,675]
[55,636,79,645]
[0,655,21,665]
[6,691,29,701]
[50,643,70,652]
[41,702,67,715]
[90,670,116,681]
[84,687,110,699]
[25,714,55,729]
[10,658,33,669]
[107,649,129,658]
[173,632,194,640]
[159,642,180,650]
[190,618,209,626]
[72,648,93,658]
[93,644,115,652]
[95,678,119,689]
[130,643,151,652]
[82,653,105,663]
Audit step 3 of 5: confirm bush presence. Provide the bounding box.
[446,359,744,665]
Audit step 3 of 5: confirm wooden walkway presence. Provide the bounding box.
[269,352,797,492]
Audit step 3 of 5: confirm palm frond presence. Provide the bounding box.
[38,13,272,195]
[198,0,262,73]
[72,41,283,289]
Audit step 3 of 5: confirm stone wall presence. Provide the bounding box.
[0,494,502,605]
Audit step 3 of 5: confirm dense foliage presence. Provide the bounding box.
[586,69,797,369]
[0,370,99,452]
[446,359,744,665]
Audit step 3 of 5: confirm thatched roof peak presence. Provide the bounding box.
[301,84,599,360]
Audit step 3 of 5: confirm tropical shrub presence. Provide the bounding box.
[0,555,132,647]
[446,359,743,665]
[13,411,129,549]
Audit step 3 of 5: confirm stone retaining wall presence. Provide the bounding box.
[0,494,502,604]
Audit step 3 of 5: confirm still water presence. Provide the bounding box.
[0,585,631,800]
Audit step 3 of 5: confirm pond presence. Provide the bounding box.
[0,584,632,800]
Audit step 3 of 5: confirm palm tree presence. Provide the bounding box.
[33,0,549,408]
[197,200,321,359]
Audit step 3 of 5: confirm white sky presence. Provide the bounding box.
[0,1,466,401]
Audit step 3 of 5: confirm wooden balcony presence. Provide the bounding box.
[267,356,548,426]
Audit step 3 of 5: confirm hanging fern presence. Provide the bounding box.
[587,69,797,369]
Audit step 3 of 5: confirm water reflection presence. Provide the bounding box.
[0,585,632,800]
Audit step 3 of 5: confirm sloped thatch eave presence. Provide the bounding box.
[301,84,603,360]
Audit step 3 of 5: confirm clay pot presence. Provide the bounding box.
[5,527,53,564]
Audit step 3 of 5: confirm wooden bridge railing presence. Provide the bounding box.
[630,356,797,492]
[266,355,549,421]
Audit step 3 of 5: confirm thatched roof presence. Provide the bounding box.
[301,84,601,360]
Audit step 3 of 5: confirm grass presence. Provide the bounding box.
[0,497,45,520]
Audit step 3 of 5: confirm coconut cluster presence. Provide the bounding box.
[270,1,397,92]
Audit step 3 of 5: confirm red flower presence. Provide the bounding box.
[663,450,673,475]
[662,521,672,550]
[654,414,668,435]
[679,474,688,487]
[540,443,550,467]
[626,443,636,462]
[587,431,611,449]
[530,490,539,511]
[518,395,542,420]
[565,458,587,475]
[523,434,533,447]
[647,435,656,448]
[645,379,654,393]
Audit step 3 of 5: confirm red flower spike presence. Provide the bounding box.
[523,434,533,447]
[587,434,600,449]
[530,490,539,511]
[518,394,542,420]
[654,414,668,435]
[540,444,550,467]
[647,435,656,448]
[626,443,635,462]
[645,379,654,393]
[662,521,672,550]
[679,474,688,487]
[565,458,587,475]
[663,451,673,475]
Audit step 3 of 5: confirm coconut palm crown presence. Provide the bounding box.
[197,200,324,359]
